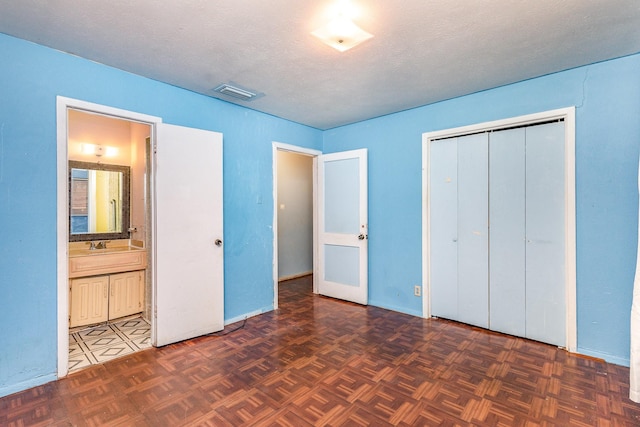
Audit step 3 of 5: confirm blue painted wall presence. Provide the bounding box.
[0,33,322,396]
[324,53,640,366]
[1,30,639,397]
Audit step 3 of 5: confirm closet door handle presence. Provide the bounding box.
[215,239,223,247]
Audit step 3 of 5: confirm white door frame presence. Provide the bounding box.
[272,142,321,310]
[56,96,162,378]
[422,107,577,352]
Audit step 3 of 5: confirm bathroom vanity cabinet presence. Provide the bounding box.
[69,275,109,327]
[69,270,145,328]
[68,242,148,328]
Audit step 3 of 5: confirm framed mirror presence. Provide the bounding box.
[69,160,131,242]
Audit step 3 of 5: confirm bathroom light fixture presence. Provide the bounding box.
[81,143,97,156]
[81,143,118,158]
[311,12,373,52]
[103,146,119,157]
[214,83,258,101]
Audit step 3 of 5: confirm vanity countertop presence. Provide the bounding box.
[68,239,147,278]
[68,239,145,257]
[69,245,145,257]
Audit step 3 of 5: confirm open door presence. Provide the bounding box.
[153,123,224,346]
[318,149,368,304]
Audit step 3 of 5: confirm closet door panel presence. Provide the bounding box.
[429,138,458,320]
[489,128,526,336]
[457,133,489,328]
[525,122,566,346]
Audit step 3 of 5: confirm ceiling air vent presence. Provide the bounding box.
[213,83,258,101]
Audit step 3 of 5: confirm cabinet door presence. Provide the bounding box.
[109,271,144,320]
[70,276,109,327]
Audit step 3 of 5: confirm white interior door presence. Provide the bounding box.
[153,123,224,347]
[318,149,368,305]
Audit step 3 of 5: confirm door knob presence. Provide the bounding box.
[215,239,223,247]
[358,234,366,240]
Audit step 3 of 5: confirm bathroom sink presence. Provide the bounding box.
[68,244,147,278]
[69,246,144,257]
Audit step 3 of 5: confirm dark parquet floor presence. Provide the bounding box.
[2,275,639,426]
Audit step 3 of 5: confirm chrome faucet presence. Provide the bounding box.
[87,241,108,250]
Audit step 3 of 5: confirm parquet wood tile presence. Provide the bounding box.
[2,274,640,426]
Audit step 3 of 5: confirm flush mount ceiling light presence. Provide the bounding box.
[213,83,258,101]
[311,10,373,52]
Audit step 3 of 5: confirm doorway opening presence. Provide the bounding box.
[272,143,321,309]
[58,97,226,376]
[56,97,162,377]
[66,109,152,372]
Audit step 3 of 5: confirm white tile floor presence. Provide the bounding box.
[68,316,151,373]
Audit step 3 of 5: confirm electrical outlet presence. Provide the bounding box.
[414,285,421,297]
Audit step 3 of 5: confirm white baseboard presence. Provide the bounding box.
[278,271,313,282]
[224,305,273,326]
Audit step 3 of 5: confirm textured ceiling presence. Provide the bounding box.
[1,0,639,129]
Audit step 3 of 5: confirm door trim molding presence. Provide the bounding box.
[56,96,161,378]
[272,142,321,310]
[421,107,576,352]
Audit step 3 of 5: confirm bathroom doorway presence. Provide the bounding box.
[57,97,225,377]
[66,109,153,372]
[56,98,162,377]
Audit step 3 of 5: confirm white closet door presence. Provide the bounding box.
[457,133,489,328]
[525,122,566,346]
[429,120,566,346]
[489,128,526,336]
[429,138,458,320]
